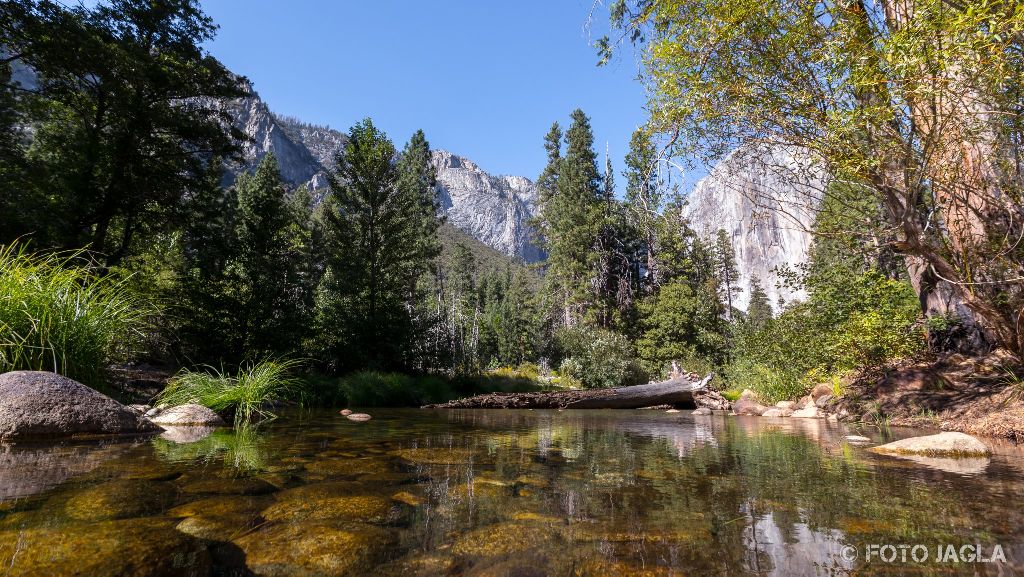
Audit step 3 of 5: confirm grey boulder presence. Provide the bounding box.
[0,371,161,440]
[869,432,990,458]
[150,404,225,426]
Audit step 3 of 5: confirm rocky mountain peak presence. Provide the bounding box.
[682,142,827,311]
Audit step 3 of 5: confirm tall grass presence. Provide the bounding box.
[0,243,151,390]
[158,359,302,426]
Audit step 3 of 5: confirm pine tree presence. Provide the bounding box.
[536,109,604,327]
[318,119,441,372]
[623,128,662,292]
[177,154,315,364]
[745,276,773,331]
[231,153,314,358]
[714,229,740,320]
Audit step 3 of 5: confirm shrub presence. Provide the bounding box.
[0,243,152,390]
[337,371,455,407]
[723,358,807,405]
[158,359,302,426]
[555,326,646,389]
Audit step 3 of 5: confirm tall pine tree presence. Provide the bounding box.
[536,109,604,327]
[318,119,441,372]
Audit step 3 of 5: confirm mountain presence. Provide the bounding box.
[433,150,544,262]
[681,142,827,311]
[214,85,543,262]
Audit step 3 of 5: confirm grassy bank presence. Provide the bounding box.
[0,244,152,391]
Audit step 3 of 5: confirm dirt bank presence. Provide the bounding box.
[835,349,1024,442]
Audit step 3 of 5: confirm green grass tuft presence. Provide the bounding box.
[158,359,302,426]
[0,243,153,391]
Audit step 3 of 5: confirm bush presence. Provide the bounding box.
[337,371,455,407]
[0,243,152,390]
[723,358,807,405]
[726,269,924,403]
[555,326,646,389]
[157,359,302,426]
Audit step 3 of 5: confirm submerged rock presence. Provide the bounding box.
[761,408,792,418]
[451,522,561,557]
[845,435,871,443]
[262,482,400,525]
[692,407,713,416]
[346,413,372,422]
[0,371,161,440]
[151,404,225,426]
[64,479,176,521]
[870,431,991,457]
[390,447,476,465]
[179,476,276,496]
[234,521,394,576]
[0,518,211,576]
[160,425,216,444]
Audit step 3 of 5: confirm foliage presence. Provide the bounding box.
[0,0,246,264]
[334,371,454,407]
[636,280,726,377]
[157,359,302,426]
[316,120,442,373]
[0,243,152,390]
[724,358,806,405]
[176,154,318,364]
[603,0,1024,353]
[555,325,645,389]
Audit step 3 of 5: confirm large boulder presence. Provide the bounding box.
[150,404,225,427]
[869,432,990,458]
[0,371,161,440]
[733,392,767,416]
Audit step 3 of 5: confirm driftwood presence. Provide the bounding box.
[424,374,713,410]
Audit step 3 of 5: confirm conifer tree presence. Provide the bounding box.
[624,128,662,292]
[318,119,441,372]
[231,153,315,358]
[177,154,314,363]
[714,229,740,320]
[745,276,773,331]
[536,109,604,327]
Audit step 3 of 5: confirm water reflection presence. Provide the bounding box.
[0,408,1019,576]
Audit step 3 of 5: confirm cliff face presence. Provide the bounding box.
[681,143,827,311]
[213,87,543,262]
[432,150,543,262]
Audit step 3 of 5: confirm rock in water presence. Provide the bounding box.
[791,405,823,419]
[761,408,792,417]
[346,413,372,422]
[692,407,713,416]
[151,404,225,426]
[845,435,871,443]
[340,409,353,416]
[870,432,991,457]
[0,371,161,440]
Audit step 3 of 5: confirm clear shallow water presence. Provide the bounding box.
[0,409,1022,576]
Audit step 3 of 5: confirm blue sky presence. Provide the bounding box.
[199,0,650,180]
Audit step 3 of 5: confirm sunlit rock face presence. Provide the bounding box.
[682,142,827,311]
[433,150,543,262]
[212,85,543,261]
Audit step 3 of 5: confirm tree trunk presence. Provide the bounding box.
[423,374,712,409]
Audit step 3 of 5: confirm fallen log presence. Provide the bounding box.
[424,374,713,410]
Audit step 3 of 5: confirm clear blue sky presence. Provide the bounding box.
[198,0,649,180]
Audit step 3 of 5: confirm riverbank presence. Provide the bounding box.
[833,349,1024,442]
